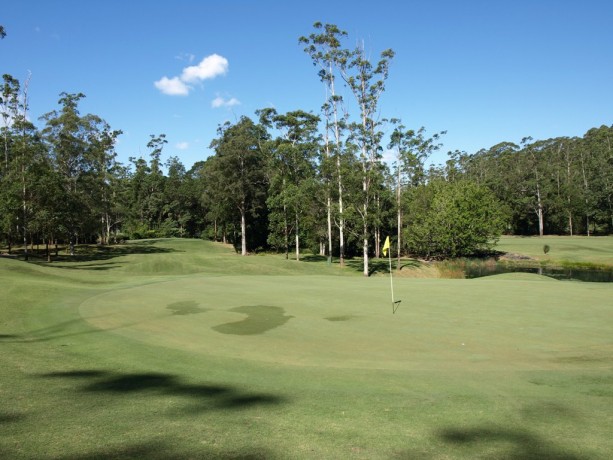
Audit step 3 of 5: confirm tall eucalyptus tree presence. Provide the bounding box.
[341,40,394,276]
[300,23,350,265]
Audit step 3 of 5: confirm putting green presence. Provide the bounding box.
[80,274,613,371]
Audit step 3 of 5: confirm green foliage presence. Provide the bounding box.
[405,180,507,258]
[449,128,613,236]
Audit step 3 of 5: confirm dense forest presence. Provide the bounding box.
[1,23,612,274]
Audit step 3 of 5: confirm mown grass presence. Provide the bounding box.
[496,235,613,268]
[1,238,612,459]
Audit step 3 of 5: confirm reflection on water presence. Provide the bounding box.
[465,264,613,282]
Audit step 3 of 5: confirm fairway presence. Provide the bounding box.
[2,238,613,459]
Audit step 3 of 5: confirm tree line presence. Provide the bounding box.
[1,23,611,273]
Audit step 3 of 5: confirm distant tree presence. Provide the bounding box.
[143,134,167,231]
[163,156,190,237]
[580,126,613,235]
[405,180,507,259]
[258,108,319,260]
[0,73,42,260]
[41,93,121,252]
[388,121,445,266]
[196,155,238,244]
[209,117,268,255]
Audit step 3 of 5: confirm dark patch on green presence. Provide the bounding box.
[553,355,609,364]
[213,305,293,335]
[528,373,613,399]
[520,402,576,420]
[167,300,208,316]
[325,315,357,322]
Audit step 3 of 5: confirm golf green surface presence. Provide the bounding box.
[2,238,612,459]
[81,275,611,372]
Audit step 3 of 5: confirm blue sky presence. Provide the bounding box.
[3,0,613,169]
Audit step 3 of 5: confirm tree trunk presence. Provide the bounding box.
[240,209,247,256]
[327,195,332,263]
[534,168,544,236]
[397,176,402,268]
[363,229,369,277]
[363,186,369,277]
[295,213,300,261]
[284,203,289,260]
[579,150,591,236]
[70,234,75,256]
[105,213,112,245]
[337,156,345,267]
[374,226,380,259]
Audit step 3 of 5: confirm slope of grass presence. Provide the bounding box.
[496,235,613,268]
[1,238,612,459]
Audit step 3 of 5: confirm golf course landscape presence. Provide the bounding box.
[1,236,612,459]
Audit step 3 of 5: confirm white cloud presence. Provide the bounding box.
[175,52,195,63]
[155,53,229,96]
[176,141,189,150]
[211,96,240,109]
[154,76,189,96]
[181,54,228,83]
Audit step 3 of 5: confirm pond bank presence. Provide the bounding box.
[437,256,613,282]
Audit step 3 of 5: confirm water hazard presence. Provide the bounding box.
[465,264,613,282]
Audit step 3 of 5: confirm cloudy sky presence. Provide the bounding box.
[3,0,613,169]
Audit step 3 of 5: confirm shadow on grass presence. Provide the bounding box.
[297,254,423,276]
[345,258,389,276]
[0,316,149,344]
[54,441,274,460]
[0,412,24,424]
[398,260,421,270]
[21,240,182,269]
[0,319,98,343]
[300,254,328,263]
[39,369,287,414]
[432,425,586,460]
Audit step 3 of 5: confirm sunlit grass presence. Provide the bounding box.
[1,238,612,458]
[496,235,613,268]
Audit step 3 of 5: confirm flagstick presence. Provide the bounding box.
[388,246,395,313]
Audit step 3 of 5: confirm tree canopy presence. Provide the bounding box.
[1,22,612,266]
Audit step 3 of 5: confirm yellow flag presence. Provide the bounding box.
[382,236,390,257]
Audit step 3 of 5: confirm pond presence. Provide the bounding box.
[464,263,613,282]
